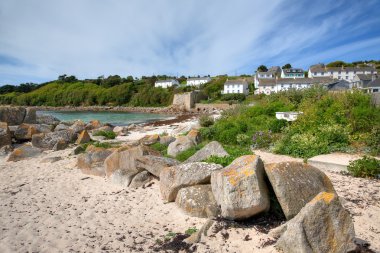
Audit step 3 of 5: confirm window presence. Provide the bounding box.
[314,72,317,75]
[346,76,349,79]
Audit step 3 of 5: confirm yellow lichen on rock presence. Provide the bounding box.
[311,192,335,204]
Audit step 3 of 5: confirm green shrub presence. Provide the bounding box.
[366,125,380,156]
[199,115,214,127]
[150,142,168,155]
[93,130,116,139]
[175,143,206,162]
[204,145,251,167]
[347,156,380,178]
[185,227,198,235]
[199,127,215,140]
[252,131,273,149]
[269,119,288,133]
[220,93,246,102]
[236,134,251,145]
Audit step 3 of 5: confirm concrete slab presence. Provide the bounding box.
[307,153,362,172]
[252,150,303,164]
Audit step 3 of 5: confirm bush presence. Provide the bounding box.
[199,127,215,140]
[175,143,206,162]
[150,142,168,155]
[199,115,214,127]
[93,130,116,139]
[347,156,380,178]
[236,134,251,145]
[269,119,288,133]
[252,131,273,149]
[220,93,246,102]
[204,145,251,167]
[366,125,380,156]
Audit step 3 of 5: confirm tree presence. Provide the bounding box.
[257,65,268,72]
[326,61,348,67]
[282,63,292,69]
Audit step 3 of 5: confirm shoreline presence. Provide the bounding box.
[32,105,197,115]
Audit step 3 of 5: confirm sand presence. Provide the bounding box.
[0,134,379,252]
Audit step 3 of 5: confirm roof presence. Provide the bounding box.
[224,79,248,85]
[365,78,380,88]
[257,77,335,86]
[155,79,177,83]
[356,74,375,81]
[309,65,376,73]
[327,80,350,91]
[187,77,211,81]
[282,68,304,74]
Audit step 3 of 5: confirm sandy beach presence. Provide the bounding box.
[0,122,379,253]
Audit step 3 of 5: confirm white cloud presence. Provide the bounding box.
[0,0,379,84]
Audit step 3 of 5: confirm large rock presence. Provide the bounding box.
[32,129,76,150]
[135,155,180,177]
[85,120,103,130]
[160,162,223,202]
[140,134,160,145]
[113,126,128,136]
[129,171,154,188]
[276,192,355,253]
[159,135,175,146]
[265,162,335,220]
[14,124,53,141]
[211,155,270,220]
[105,145,159,176]
[109,170,137,187]
[36,114,60,126]
[69,120,86,134]
[167,136,195,157]
[185,141,228,163]
[175,185,220,218]
[0,122,12,148]
[0,106,26,125]
[54,123,70,131]
[7,144,42,162]
[92,125,113,135]
[76,130,91,144]
[77,146,113,177]
[23,108,37,124]
[53,139,68,151]
[187,129,201,145]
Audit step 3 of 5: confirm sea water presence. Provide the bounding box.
[37,111,171,126]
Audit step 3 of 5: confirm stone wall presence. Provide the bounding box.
[193,103,236,113]
[172,91,207,111]
[371,93,380,107]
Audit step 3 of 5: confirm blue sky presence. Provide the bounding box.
[0,0,379,85]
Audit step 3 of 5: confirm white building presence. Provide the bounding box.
[276,112,303,121]
[154,79,179,88]
[186,77,211,87]
[365,78,380,93]
[254,66,281,88]
[352,74,377,89]
[255,77,335,95]
[281,68,305,78]
[308,64,377,83]
[222,80,249,95]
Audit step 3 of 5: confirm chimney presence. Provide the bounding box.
[372,75,377,82]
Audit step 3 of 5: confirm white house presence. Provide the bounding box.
[222,80,249,95]
[280,68,305,78]
[154,79,179,88]
[364,78,380,93]
[308,64,377,83]
[352,74,377,89]
[276,112,303,121]
[254,66,281,88]
[186,77,211,87]
[255,77,336,95]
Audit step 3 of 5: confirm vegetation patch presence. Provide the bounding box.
[93,130,116,139]
[347,156,380,178]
